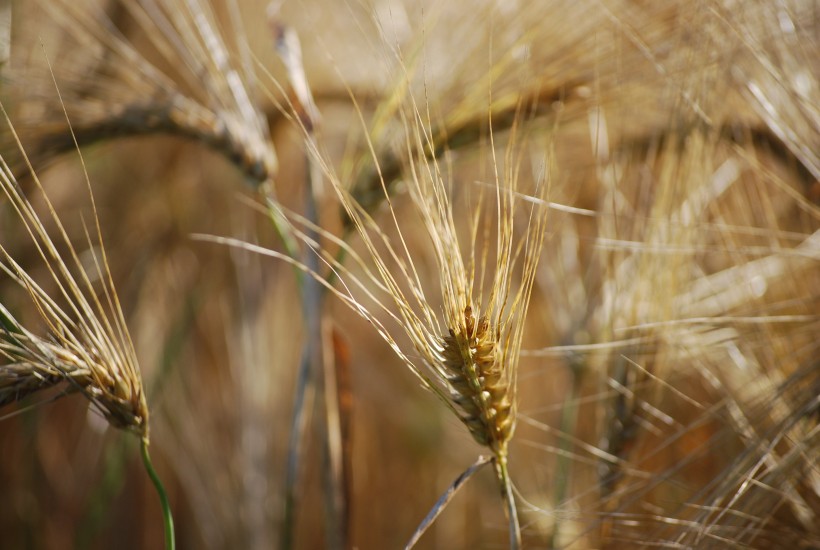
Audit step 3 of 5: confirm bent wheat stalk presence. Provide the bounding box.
[0,101,174,549]
[16,0,276,186]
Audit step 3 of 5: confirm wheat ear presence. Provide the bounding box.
[203,66,550,541]
[197,111,549,545]
[0,110,148,435]
[0,95,175,548]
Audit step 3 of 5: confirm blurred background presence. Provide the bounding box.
[0,0,818,548]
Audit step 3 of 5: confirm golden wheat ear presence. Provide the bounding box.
[0,97,175,548]
[225,65,549,543]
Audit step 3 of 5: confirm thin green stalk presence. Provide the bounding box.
[76,295,197,547]
[140,438,175,550]
[495,454,521,550]
[264,186,305,291]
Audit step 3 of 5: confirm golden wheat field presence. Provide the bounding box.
[0,0,818,548]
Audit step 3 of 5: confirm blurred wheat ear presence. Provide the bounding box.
[11,0,276,187]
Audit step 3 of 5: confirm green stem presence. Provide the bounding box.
[140,438,175,550]
[495,454,521,550]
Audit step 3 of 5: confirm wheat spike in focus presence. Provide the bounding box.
[204,89,549,545]
[296,82,548,543]
[442,305,513,453]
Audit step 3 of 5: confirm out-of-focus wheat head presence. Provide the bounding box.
[11,0,276,186]
[0,113,149,438]
[507,1,820,546]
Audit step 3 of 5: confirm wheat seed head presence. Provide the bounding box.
[0,108,149,439]
[13,0,277,188]
[296,81,550,462]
